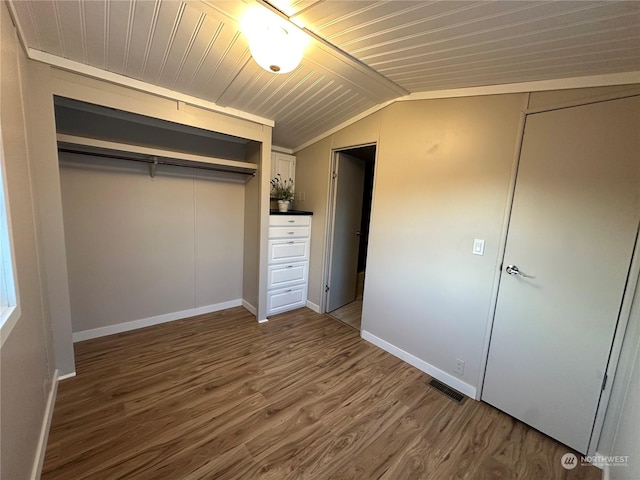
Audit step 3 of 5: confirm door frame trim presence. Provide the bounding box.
[478,92,640,456]
[321,143,377,314]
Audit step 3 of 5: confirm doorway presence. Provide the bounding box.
[324,145,376,331]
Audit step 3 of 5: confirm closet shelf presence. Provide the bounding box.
[56,134,257,177]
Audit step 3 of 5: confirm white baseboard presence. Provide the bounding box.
[361,330,477,399]
[242,299,257,316]
[73,299,243,342]
[58,371,76,381]
[31,369,59,480]
[306,300,321,313]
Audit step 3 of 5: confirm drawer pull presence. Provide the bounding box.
[288,220,295,223]
[285,289,292,293]
[287,232,295,235]
[287,241,294,244]
[286,265,293,268]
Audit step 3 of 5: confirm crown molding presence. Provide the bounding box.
[402,71,640,102]
[271,145,295,154]
[294,71,640,152]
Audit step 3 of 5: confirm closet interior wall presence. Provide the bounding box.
[53,92,270,340]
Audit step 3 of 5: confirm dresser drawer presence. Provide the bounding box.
[267,262,308,289]
[269,215,311,227]
[268,226,310,239]
[267,284,307,315]
[268,239,310,264]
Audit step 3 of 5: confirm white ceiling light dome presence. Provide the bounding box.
[242,8,308,75]
[248,24,303,74]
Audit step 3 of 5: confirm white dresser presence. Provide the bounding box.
[267,214,311,315]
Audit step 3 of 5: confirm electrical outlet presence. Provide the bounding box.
[454,358,465,375]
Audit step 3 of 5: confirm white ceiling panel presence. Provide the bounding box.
[157,4,206,87]
[105,0,134,74]
[8,0,640,149]
[138,1,184,83]
[23,1,65,57]
[55,0,85,63]
[82,0,108,68]
[9,0,41,50]
[123,1,163,79]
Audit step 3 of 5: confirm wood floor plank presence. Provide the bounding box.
[42,307,601,480]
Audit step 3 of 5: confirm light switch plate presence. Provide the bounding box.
[473,239,485,256]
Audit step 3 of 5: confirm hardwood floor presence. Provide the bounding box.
[329,271,365,330]
[329,299,362,331]
[43,307,600,480]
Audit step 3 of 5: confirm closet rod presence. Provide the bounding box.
[58,147,257,177]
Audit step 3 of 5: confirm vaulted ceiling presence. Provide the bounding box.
[8,0,640,149]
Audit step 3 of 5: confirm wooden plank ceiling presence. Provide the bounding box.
[9,0,640,149]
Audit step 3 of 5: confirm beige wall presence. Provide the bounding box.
[60,155,246,334]
[528,84,640,110]
[295,85,640,404]
[366,94,525,394]
[294,136,332,307]
[1,3,56,478]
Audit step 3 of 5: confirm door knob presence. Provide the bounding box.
[356,231,361,236]
[505,264,534,278]
[505,265,520,275]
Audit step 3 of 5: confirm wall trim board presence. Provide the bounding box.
[72,300,243,342]
[30,369,59,480]
[271,145,294,155]
[58,371,76,381]
[23,49,274,129]
[294,71,640,153]
[242,299,257,316]
[361,330,477,399]
[305,300,321,314]
[402,71,640,103]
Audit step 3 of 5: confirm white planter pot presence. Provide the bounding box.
[277,200,290,212]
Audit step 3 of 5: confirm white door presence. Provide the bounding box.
[482,96,640,454]
[327,152,365,312]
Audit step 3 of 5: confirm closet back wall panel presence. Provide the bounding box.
[195,170,245,307]
[59,154,244,334]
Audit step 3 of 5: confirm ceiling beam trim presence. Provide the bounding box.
[255,0,408,101]
[25,48,275,127]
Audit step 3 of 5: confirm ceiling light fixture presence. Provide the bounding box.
[242,8,307,74]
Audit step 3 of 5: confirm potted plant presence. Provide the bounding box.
[271,174,294,212]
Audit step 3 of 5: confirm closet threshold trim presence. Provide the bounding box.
[56,134,257,176]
